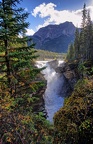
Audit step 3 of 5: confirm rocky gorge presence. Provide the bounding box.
[36,59,80,122]
[47,59,79,98]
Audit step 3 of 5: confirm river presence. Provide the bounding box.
[36,60,64,123]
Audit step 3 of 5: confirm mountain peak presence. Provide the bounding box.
[28,22,77,53]
[34,21,76,39]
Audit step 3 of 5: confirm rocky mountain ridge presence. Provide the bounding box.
[34,21,76,40]
[28,21,78,53]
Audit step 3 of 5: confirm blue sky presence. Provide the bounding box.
[20,0,93,35]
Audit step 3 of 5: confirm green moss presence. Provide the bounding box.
[54,78,93,144]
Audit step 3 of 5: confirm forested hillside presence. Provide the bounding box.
[54,4,93,144]
[66,4,93,63]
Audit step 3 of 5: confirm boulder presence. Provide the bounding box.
[47,59,58,69]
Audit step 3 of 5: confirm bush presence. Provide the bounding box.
[54,78,93,144]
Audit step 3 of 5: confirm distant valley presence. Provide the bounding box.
[35,49,66,60]
[28,21,78,53]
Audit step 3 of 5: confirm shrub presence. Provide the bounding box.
[54,78,93,144]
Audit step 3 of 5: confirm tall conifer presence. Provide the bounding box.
[86,11,93,60]
[66,43,74,61]
[0,0,41,96]
[74,28,80,60]
[0,1,53,143]
[80,3,87,61]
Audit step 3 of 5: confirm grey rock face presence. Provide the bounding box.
[28,21,79,53]
[34,21,76,40]
[47,59,58,69]
[55,62,79,97]
[59,75,72,97]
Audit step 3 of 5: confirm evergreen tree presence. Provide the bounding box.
[66,43,75,62]
[0,0,41,96]
[74,28,80,60]
[80,5,93,61]
[86,10,93,60]
[80,3,88,61]
[81,3,87,29]
[0,1,54,143]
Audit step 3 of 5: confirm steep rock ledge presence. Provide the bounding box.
[55,62,79,97]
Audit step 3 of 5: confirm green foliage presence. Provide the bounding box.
[66,4,93,64]
[0,87,54,143]
[66,43,75,62]
[74,28,80,60]
[54,78,93,144]
[78,61,93,78]
[0,0,45,97]
[78,62,87,77]
[1,1,93,143]
[54,4,93,143]
[0,0,54,143]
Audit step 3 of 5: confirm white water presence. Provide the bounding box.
[36,61,64,123]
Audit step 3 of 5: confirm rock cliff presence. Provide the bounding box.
[55,62,79,97]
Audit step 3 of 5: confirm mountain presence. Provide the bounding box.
[28,21,77,53]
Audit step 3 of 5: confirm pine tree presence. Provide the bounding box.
[80,5,93,61]
[80,3,88,61]
[66,43,75,62]
[0,1,54,143]
[86,10,93,60]
[81,3,87,29]
[74,28,80,60]
[0,0,41,96]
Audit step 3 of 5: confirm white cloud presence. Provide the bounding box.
[87,6,93,21]
[26,29,35,35]
[32,3,93,30]
[32,3,56,18]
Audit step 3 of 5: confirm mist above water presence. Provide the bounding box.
[36,61,64,123]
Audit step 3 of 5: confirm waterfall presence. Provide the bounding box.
[36,60,64,123]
